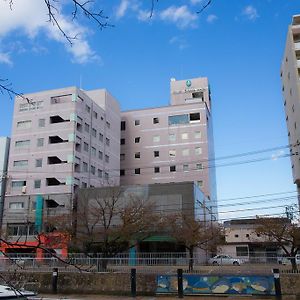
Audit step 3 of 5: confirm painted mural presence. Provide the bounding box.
[156,275,275,295]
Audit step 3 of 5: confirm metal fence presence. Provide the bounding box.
[1,252,299,273]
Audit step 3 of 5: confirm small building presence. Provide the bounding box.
[219,218,291,262]
[75,182,214,257]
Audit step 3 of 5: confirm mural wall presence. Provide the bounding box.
[156,274,275,295]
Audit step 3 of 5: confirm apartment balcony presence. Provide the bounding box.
[297,60,300,68]
[295,42,300,51]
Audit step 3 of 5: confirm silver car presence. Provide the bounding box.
[209,254,243,266]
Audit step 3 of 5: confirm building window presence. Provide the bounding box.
[236,247,248,257]
[192,92,203,99]
[135,168,140,175]
[168,114,189,125]
[169,150,176,157]
[154,167,160,173]
[190,112,200,122]
[37,138,44,147]
[105,155,109,163]
[154,151,159,157]
[91,147,96,156]
[135,137,140,143]
[9,202,24,209]
[104,172,109,180]
[91,165,95,175]
[246,234,250,238]
[15,140,30,148]
[38,119,45,127]
[11,181,26,188]
[120,153,125,160]
[93,111,98,119]
[121,121,126,131]
[183,164,189,171]
[106,138,110,146]
[135,152,141,159]
[99,133,103,142]
[13,160,28,168]
[106,121,110,129]
[170,165,176,172]
[7,223,35,236]
[84,123,90,133]
[83,162,88,172]
[85,104,91,113]
[17,120,31,129]
[121,138,125,145]
[135,120,140,126]
[84,142,89,152]
[181,133,188,140]
[120,169,125,176]
[169,134,176,142]
[196,163,203,170]
[98,169,103,178]
[92,128,97,137]
[153,117,159,124]
[194,131,201,139]
[82,182,87,188]
[182,149,189,156]
[34,180,41,189]
[98,151,103,160]
[197,180,203,187]
[35,159,42,168]
[195,147,202,155]
[153,135,160,143]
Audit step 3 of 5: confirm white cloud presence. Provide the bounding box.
[0,51,12,66]
[0,0,98,64]
[115,0,130,19]
[271,150,285,161]
[190,0,203,5]
[137,9,152,22]
[242,5,259,21]
[207,14,218,23]
[169,36,189,50]
[160,5,198,29]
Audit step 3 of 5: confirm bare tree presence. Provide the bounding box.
[167,214,222,271]
[255,217,300,270]
[73,187,162,269]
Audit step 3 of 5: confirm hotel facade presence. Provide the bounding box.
[1,77,217,255]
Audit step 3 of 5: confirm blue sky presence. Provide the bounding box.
[0,0,299,220]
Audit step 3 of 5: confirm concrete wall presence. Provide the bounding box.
[2,271,300,296]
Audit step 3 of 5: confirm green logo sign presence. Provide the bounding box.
[186,80,192,87]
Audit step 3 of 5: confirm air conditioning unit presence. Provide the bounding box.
[21,186,27,194]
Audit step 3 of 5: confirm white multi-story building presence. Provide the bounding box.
[120,77,217,207]
[281,14,300,205]
[1,77,217,255]
[3,87,120,240]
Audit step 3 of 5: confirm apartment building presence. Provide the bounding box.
[281,15,300,204]
[120,77,217,213]
[2,87,120,252]
[0,137,10,225]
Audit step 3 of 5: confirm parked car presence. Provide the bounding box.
[208,255,244,266]
[278,254,300,265]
